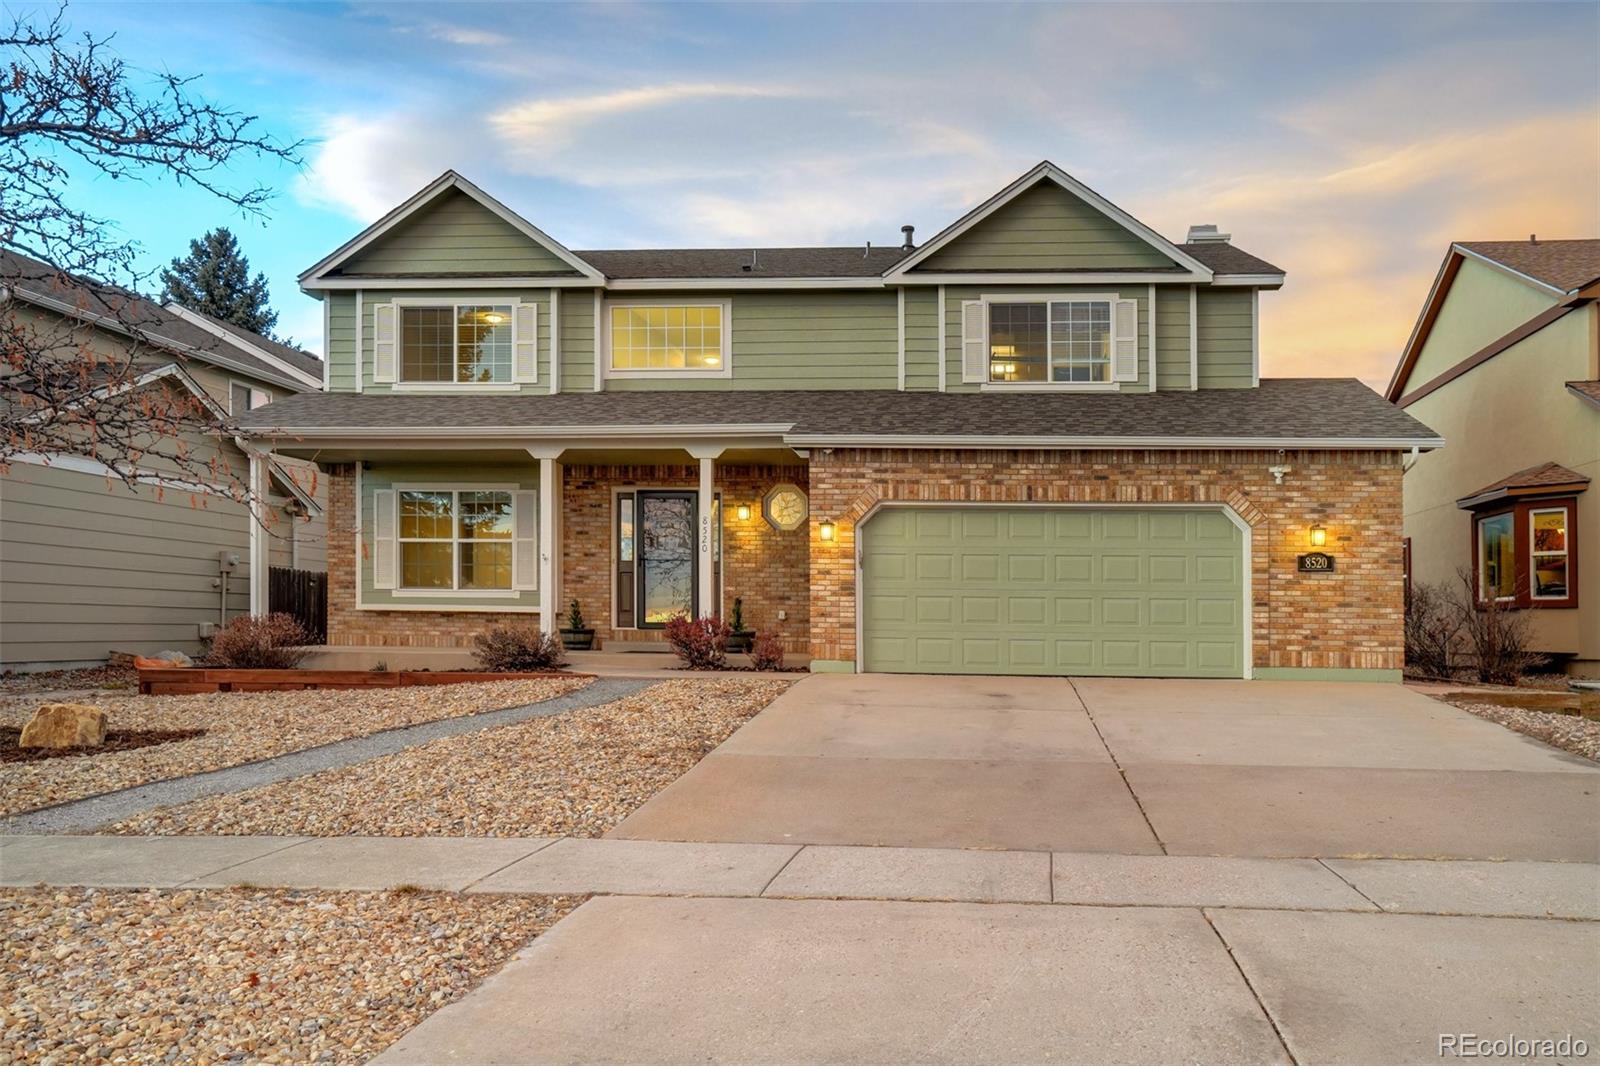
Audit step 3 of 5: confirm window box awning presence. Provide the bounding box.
[1456,461,1591,510]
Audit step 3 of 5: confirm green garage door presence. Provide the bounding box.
[861,507,1245,677]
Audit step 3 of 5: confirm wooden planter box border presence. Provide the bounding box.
[137,668,589,695]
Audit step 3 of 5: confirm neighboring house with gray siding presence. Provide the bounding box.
[240,160,1438,681]
[0,252,327,669]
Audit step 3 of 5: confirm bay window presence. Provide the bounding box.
[1470,498,1579,608]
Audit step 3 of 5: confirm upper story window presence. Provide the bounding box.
[604,300,732,379]
[964,293,1136,388]
[230,382,269,413]
[372,300,535,388]
[402,305,513,383]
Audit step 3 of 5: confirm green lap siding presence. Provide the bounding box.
[342,189,581,276]
[1195,289,1254,388]
[915,183,1179,272]
[861,506,1245,678]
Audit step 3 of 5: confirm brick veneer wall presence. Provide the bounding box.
[806,448,1404,671]
[562,463,811,652]
[323,465,543,648]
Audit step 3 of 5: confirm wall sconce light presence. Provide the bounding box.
[1308,523,1327,548]
[736,503,751,521]
[818,518,836,541]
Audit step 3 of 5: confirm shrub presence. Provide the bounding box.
[207,613,311,669]
[749,630,786,672]
[664,614,730,670]
[1453,569,1547,685]
[1404,581,1461,681]
[565,599,588,631]
[472,626,568,672]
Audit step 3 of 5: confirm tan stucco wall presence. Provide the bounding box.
[1402,304,1599,668]
[1407,257,1557,388]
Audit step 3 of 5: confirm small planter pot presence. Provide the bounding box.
[726,630,755,655]
[560,628,596,651]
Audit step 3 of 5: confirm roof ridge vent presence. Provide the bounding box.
[1186,223,1231,244]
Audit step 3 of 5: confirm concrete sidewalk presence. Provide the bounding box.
[4,834,1595,919]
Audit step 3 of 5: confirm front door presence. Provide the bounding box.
[636,491,697,627]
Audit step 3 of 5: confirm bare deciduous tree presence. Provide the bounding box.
[1,1,302,491]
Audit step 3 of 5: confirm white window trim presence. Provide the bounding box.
[1476,511,1517,603]
[601,297,734,380]
[977,292,1121,392]
[388,296,526,390]
[392,483,520,596]
[1529,505,1570,602]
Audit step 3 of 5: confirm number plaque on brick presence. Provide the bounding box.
[1296,552,1335,573]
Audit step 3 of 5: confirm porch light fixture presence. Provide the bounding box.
[818,518,836,541]
[736,503,752,521]
[1308,523,1327,548]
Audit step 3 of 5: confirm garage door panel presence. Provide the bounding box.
[862,506,1245,678]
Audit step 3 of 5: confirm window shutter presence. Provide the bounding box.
[961,301,987,383]
[512,490,538,590]
[1112,298,1139,382]
[372,489,397,589]
[373,304,397,384]
[513,303,538,383]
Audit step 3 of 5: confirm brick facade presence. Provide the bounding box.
[325,449,1404,673]
[562,463,811,653]
[806,448,1405,671]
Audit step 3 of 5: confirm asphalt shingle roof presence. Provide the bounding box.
[1458,239,1600,293]
[237,378,1437,444]
[1179,242,1284,276]
[1566,381,1600,409]
[3,248,321,390]
[1460,461,1591,503]
[181,308,325,379]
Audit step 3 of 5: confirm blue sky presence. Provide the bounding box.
[63,0,1600,382]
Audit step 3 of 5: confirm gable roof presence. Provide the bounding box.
[1386,239,1600,403]
[884,161,1218,281]
[299,171,605,285]
[2,248,321,393]
[236,378,1440,450]
[1456,461,1591,509]
[1457,239,1600,295]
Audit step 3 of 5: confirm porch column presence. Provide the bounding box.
[687,445,723,619]
[528,447,563,628]
[246,448,270,616]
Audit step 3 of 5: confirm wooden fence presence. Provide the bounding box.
[268,566,328,643]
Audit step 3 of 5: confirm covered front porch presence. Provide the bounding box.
[264,430,814,657]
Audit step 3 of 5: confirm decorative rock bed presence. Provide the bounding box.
[137,667,589,695]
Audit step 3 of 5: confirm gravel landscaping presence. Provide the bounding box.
[114,677,792,838]
[1448,700,1600,763]
[0,886,580,1065]
[0,677,591,817]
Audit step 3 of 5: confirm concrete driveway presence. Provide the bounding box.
[377,675,1600,1064]
[612,674,1600,861]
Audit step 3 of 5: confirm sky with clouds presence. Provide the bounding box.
[65,0,1600,384]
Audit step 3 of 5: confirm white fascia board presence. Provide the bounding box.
[782,433,1445,451]
[165,304,324,391]
[884,161,1215,281]
[604,276,885,290]
[238,422,796,441]
[304,276,595,292]
[1208,274,1286,287]
[896,272,1209,286]
[299,170,604,284]
[1453,244,1567,297]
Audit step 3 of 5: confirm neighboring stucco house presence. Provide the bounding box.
[1386,239,1600,677]
[0,251,327,669]
[238,161,1439,680]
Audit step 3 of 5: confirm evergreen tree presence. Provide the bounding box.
[160,228,279,337]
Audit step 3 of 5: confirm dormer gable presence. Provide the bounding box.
[887,162,1213,281]
[300,171,603,287]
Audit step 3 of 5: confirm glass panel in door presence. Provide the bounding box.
[638,492,696,625]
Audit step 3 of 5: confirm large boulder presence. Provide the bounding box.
[19,703,108,749]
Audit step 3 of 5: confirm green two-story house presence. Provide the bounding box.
[238,161,1439,680]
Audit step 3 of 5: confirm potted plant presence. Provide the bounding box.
[726,596,755,654]
[559,599,595,651]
